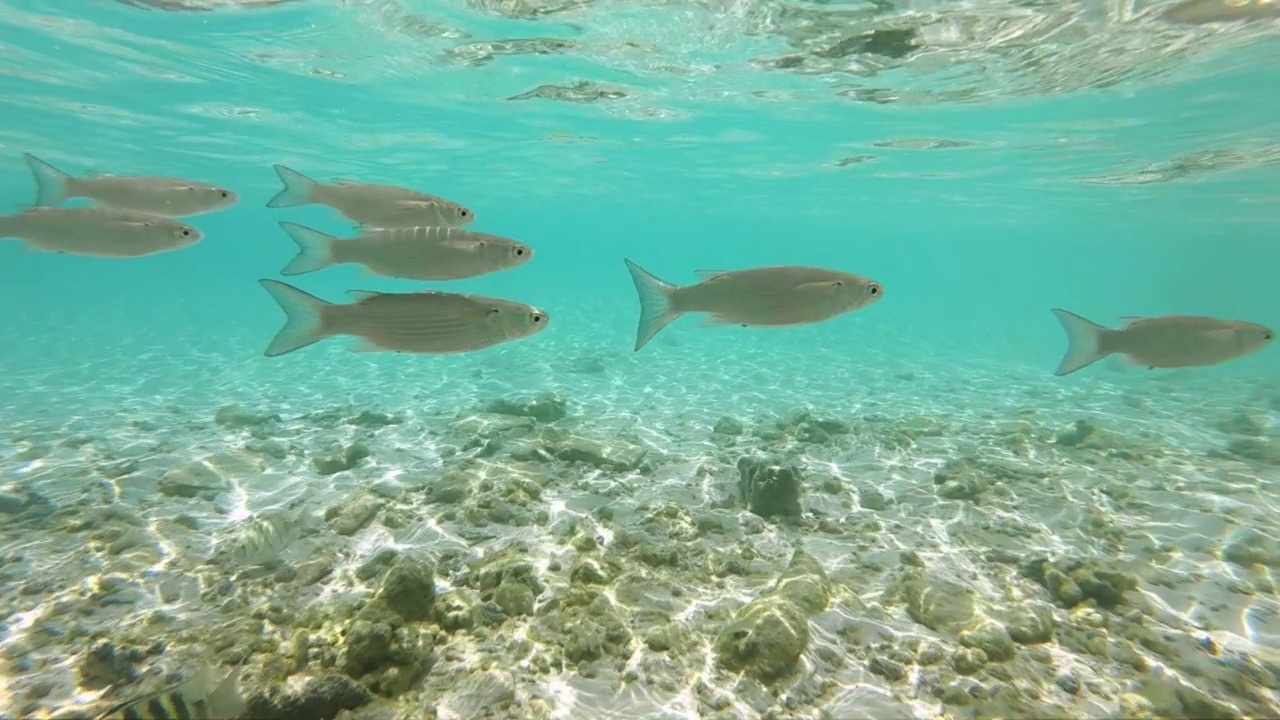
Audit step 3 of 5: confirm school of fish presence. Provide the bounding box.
[4,153,1274,374]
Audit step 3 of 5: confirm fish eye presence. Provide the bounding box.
[531,313,544,324]
[460,209,471,218]
[514,247,526,257]
[219,190,229,198]
[1266,332,1274,341]
[181,229,191,237]
[869,284,881,295]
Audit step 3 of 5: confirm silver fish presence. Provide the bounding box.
[258,279,550,357]
[623,259,884,351]
[94,665,244,720]
[24,153,237,217]
[266,165,473,229]
[1161,0,1280,24]
[0,207,201,258]
[1051,309,1275,376]
[277,221,532,280]
[229,510,303,566]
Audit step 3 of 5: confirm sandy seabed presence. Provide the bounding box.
[0,318,1277,720]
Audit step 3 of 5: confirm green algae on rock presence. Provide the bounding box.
[480,391,568,423]
[736,456,803,519]
[714,547,831,682]
[376,555,437,622]
[1020,556,1139,609]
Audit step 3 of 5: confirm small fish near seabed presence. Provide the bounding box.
[277,221,533,281]
[1050,309,1275,376]
[623,259,884,351]
[23,153,237,217]
[93,664,244,720]
[0,207,202,258]
[226,509,307,567]
[266,164,474,229]
[258,279,550,357]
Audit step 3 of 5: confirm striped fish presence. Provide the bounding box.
[94,666,243,720]
[257,279,550,357]
[229,510,303,566]
[277,222,533,281]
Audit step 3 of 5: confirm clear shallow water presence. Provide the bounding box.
[0,1,1278,719]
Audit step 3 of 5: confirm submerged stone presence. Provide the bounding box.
[903,574,975,633]
[378,556,436,621]
[482,392,568,423]
[1020,557,1138,609]
[714,548,830,683]
[737,456,803,519]
[157,461,227,499]
[242,672,372,720]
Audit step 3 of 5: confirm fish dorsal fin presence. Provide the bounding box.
[695,269,728,281]
[347,290,383,301]
[1117,315,1142,323]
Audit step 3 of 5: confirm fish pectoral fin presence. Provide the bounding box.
[347,290,382,301]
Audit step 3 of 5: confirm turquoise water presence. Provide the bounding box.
[1,1,1279,719]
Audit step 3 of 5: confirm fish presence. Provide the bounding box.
[23,153,237,217]
[266,165,473,229]
[94,665,244,720]
[277,221,532,280]
[257,278,550,357]
[0,207,202,258]
[1050,309,1275,376]
[622,258,884,351]
[228,510,304,566]
[1161,0,1280,24]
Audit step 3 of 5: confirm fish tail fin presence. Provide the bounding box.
[278,221,335,275]
[624,258,681,352]
[1050,308,1112,376]
[205,667,246,718]
[259,278,332,357]
[23,153,73,206]
[266,164,317,208]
